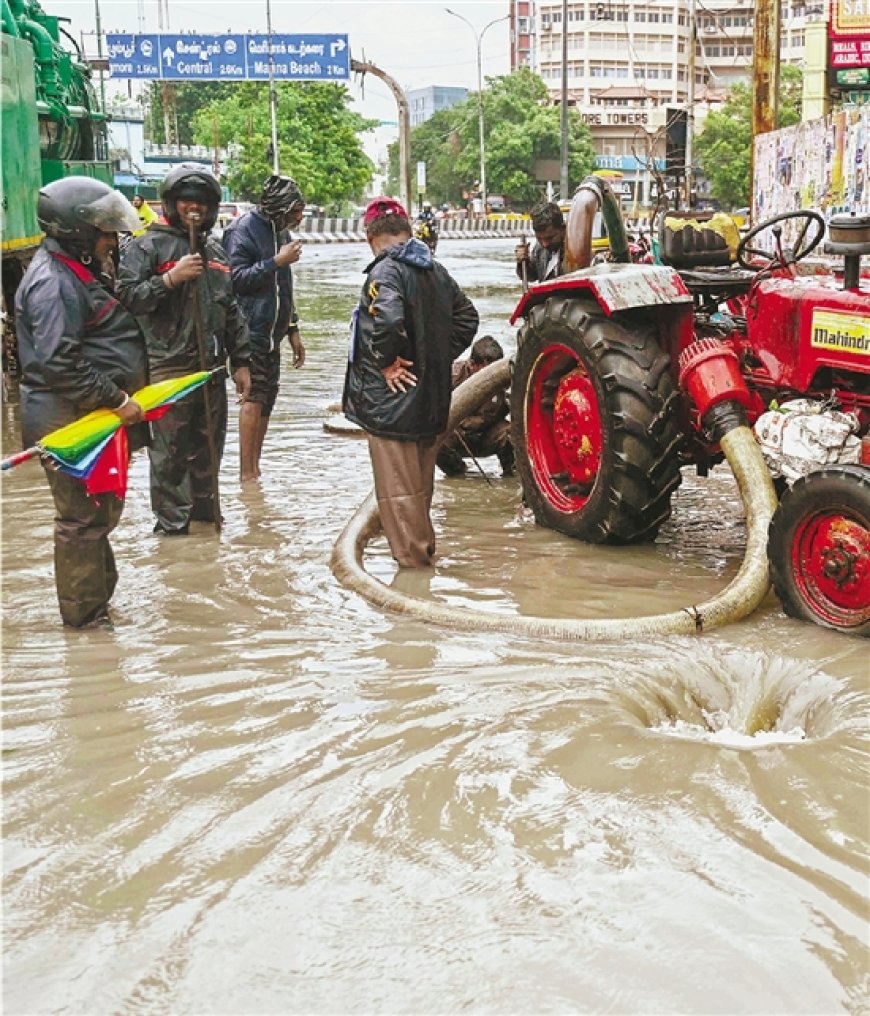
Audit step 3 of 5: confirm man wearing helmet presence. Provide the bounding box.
[222,174,306,482]
[15,177,147,627]
[118,164,252,535]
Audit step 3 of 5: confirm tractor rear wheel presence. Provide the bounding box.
[768,465,870,635]
[511,297,683,544]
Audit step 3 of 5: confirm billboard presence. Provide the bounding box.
[829,0,870,69]
[106,33,350,81]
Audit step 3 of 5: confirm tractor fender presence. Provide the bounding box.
[510,262,693,325]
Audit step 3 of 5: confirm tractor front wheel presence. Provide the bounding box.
[511,297,683,544]
[768,465,870,635]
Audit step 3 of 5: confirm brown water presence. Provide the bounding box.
[3,239,868,1015]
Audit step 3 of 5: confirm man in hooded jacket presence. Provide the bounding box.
[15,177,147,627]
[343,197,479,568]
[222,174,306,482]
[118,163,252,534]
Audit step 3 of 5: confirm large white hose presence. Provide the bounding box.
[330,360,778,639]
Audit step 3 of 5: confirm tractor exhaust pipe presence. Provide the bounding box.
[330,357,778,640]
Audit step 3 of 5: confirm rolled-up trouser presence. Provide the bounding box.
[44,467,124,627]
[246,341,282,417]
[149,377,228,532]
[367,434,438,568]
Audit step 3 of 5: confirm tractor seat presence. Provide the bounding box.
[659,211,742,269]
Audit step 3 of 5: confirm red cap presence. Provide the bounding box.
[363,196,408,228]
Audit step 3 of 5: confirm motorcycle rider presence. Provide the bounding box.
[118,163,252,534]
[222,174,306,482]
[15,177,147,627]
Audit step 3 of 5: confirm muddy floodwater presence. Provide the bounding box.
[2,239,868,1014]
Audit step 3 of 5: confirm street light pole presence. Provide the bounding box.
[445,9,508,216]
[266,0,280,173]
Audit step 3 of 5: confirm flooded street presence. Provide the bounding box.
[2,238,868,1014]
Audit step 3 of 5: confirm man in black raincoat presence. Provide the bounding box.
[15,177,147,627]
[222,174,306,482]
[343,197,479,567]
[118,164,252,534]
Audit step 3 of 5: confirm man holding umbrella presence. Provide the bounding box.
[119,164,252,535]
[15,177,147,627]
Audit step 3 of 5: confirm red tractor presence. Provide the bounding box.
[509,178,870,636]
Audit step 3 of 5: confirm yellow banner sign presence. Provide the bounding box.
[833,0,870,33]
[810,309,870,355]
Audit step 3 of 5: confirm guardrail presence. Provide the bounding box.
[296,216,530,243]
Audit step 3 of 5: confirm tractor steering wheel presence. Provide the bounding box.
[737,210,826,270]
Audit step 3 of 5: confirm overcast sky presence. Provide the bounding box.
[62,1,513,125]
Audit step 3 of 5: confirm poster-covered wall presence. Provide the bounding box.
[753,104,870,224]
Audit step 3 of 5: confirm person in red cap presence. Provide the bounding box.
[343,196,479,567]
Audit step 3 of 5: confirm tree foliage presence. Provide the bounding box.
[391,68,596,210]
[695,66,804,208]
[147,81,376,209]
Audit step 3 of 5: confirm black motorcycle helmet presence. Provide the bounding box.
[259,174,304,223]
[160,163,222,232]
[37,177,140,260]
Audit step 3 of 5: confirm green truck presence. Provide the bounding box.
[1,0,112,378]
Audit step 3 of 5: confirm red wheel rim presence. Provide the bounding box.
[791,505,870,628]
[526,343,604,514]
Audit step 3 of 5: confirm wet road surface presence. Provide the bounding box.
[2,238,868,1014]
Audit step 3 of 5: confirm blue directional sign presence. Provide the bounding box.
[106,33,350,81]
[158,34,247,80]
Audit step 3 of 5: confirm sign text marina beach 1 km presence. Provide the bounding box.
[106,33,350,81]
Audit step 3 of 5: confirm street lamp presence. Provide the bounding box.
[266,0,280,173]
[445,9,509,215]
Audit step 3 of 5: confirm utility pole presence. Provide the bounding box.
[559,0,569,202]
[266,0,280,173]
[93,0,105,110]
[750,0,780,217]
[684,0,696,210]
[352,58,411,212]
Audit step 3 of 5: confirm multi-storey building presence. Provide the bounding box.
[508,0,824,208]
[407,85,470,126]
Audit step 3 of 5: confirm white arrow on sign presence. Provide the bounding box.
[163,47,174,64]
[330,39,346,57]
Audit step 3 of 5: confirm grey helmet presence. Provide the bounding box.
[37,177,140,243]
[160,163,222,231]
[259,174,304,221]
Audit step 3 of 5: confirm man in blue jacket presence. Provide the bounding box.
[222,175,306,482]
[343,197,479,568]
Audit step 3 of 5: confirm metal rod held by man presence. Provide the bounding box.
[520,233,529,294]
[187,211,223,533]
[455,430,494,487]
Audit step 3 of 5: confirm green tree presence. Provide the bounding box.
[695,66,803,208]
[146,82,236,145]
[189,81,377,209]
[391,68,596,210]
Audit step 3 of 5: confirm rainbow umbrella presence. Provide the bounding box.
[2,369,220,494]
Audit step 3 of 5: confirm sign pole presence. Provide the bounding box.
[266,0,280,173]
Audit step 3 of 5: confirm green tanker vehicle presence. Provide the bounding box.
[1,0,111,378]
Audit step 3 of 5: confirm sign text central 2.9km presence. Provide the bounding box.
[106,33,350,81]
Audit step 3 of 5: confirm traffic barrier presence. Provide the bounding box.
[297,215,528,243]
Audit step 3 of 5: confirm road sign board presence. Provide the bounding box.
[106,33,350,81]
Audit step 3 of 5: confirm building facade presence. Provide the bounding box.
[508,0,825,208]
[407,85,470,126]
